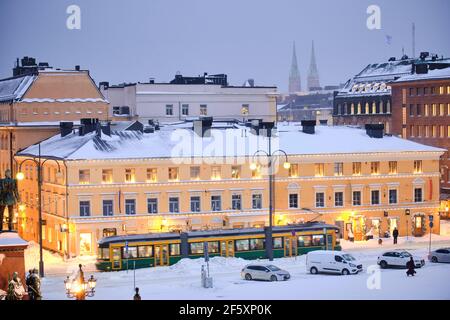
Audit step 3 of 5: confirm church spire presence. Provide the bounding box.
[289,41,301,93]
[307,40,320,91]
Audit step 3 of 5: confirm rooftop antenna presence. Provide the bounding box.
[412,22,416,59]
[402,47,405,56]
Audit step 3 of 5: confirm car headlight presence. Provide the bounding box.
[349,263,356,268]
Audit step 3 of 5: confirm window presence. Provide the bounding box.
[102,200,113,216]
[312,235,325,246]
[432,103,437,116]
[389,189,397,204]
[99,247,111,260]
[273,237,283,249]
[289,194,298,208]
[235,239,250,251]
[102,169,113,183]
[211,195,221,211]
[352,162,361,175]
[371,190,380,205]
[389,161,397,174]
[138,246,153,258]
[231,166,241,179]
[122,246,137,259]
[431,87,436,94]
[424,104,429,116]
[288,164,298,177]
[168,167,179,181]
[170,244,180,256]
[190,166,200,180]
[125,199,136,215]
[252,194,262,209]
[206,241,220,253]
[166,104,173,116]
[334,192,343,207]
[353,191,361,206]
[314,163,324,177]
[414,188,423,202]
[147,198,158,213]
[169,197,179,213]
[249,238,264,250]
[80,201,90,216]
[181,104,189,116]
[125,169,135,183]
[424,87,429,95]
[251,165,262,178]
[146,168,157,182]
[200,104,207,115]
[315,192,325,208]
[440,104,445,116]
[241,104,249,115]
[211,166,221,180]
[416,104,421,116]
[189,243,204,254]
[103,228,117,238]
[334,162,343,176]
[231,194,242,210]
[414,160,422,173]
[439,86,445,95]
[79,169,90,184]
[409,104,414,116]
[371,162,380,175]
[298,235,312,247]
[190,196,201,212]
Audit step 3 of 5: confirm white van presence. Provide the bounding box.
[306,250,363,275]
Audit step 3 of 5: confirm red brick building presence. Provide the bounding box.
[390,67,450,201]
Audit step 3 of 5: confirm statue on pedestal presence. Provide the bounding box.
[6,272,25,300]
[0,169,20,232]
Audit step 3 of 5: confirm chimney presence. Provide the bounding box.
[100,121,111,137]
[60,122,74,137]
[301,120,316,134]
[193,117,213,137]
[79,118,99,136]
[149,78,155,84]
[99,81,109,90]
[75,65,80,71]
[365,123,384,138]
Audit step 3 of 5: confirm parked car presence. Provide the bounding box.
[428,248,450,263]
[377,250,425,269]
[241,264,290,281]
[306,250,363,275]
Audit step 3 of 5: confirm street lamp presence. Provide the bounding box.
[250,149,290,261]
[16,143,62,278]
[405,209,411,241]
[64,270,97,300]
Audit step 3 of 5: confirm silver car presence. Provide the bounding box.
[241,264,290,282]
[429,248,450,263]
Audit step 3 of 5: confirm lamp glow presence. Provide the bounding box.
[16,172,25,181]
[283,162,291,170]
[249,162,257,171]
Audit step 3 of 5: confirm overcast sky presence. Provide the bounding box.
[1,0,449,91]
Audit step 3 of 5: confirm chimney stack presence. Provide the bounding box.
[60,122,74,137]
[193,117,213,137]
[365,123,384,138]
[301,120,316,134]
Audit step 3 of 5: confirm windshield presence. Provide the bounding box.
[266,265,281,271]
[401,252,411,257]
[342,254,356,261]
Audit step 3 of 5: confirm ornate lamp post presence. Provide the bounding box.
[250,149,290,261]
[16,143,62,278]
[64,265,97,300]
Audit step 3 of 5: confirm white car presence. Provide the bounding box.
[377,251,425,269]
[306,250,363,275]
[241,264,290,282]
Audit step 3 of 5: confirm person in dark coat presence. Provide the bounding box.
[392,227,399,244]
[133,287,141,300]
[406,257,416,276]
[25,269,34,300]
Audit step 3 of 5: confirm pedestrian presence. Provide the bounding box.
[406,257,416,277]
[393,227,399,244]
[25,269,34,300]
[133,287,141,300]
[29,268,42,300]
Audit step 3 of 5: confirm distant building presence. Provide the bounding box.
[277,92,334,124]
[100,73,278,123]
[307,41,320,92]
[288,42,302,94]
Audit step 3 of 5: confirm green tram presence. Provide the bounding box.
[96,223,341,271]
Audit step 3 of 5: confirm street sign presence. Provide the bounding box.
[291,230,296,237]
[203,241,209,262]
[429,221,434,228]
[429,215,434,222]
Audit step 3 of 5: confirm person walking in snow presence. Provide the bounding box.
[29,268,42,300]
[406,257,416,277]
[25,269,34,300]
[133,287,141,300]
[392,227,399,244]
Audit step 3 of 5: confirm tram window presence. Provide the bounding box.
[207,241,220,253]
[138,245,153,258]
[99,248,110,260]
[122,246,138,259]
[273,237,283,249]
[298,235,312,247]
[249,238,265,250]
[312,235,325,246]
[190,242,204,254]
[170,244,180,256]
[235,239,250,251]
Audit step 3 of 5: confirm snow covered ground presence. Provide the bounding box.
[32,235,450,300]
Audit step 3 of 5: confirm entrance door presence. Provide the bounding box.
[112,247,121,270]
[154,244,169,266]
[220,240,234,257]
[334,221,344,239]
[414,216,424,236]
[284,237,297,257]
[79,233,92,255]
[389,218,399,237]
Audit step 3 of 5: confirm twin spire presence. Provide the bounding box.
[289,41,320,93]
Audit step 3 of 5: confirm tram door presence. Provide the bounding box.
[220,240,234,257]
[112,247,121,270]
[284,237,297,257]
[154,244,169,266]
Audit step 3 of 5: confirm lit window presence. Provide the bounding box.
[315,163,324,177]
[125,168,135,183]
[168,167,179,181]
[241,104,249,115]
[370,162,380,175]
[289,164,299,177]
[200,104,207,116]
[414,160,422,173]
[79,169,90,184]
[334,163,343,176]
[102,169,113,184]
[252,165,262,179]
[211,166,221,180]
[146,168,157,182]
[389,161,397,174]
[352,162,361,175]
[424,104,429,116]
[231,166,241,179]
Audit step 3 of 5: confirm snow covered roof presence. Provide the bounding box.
[393,67,450,83]
[17,122,444,161]
[0,75,35,102]
[0,232,29,248]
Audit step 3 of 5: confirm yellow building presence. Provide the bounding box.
[15,120,445,257]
